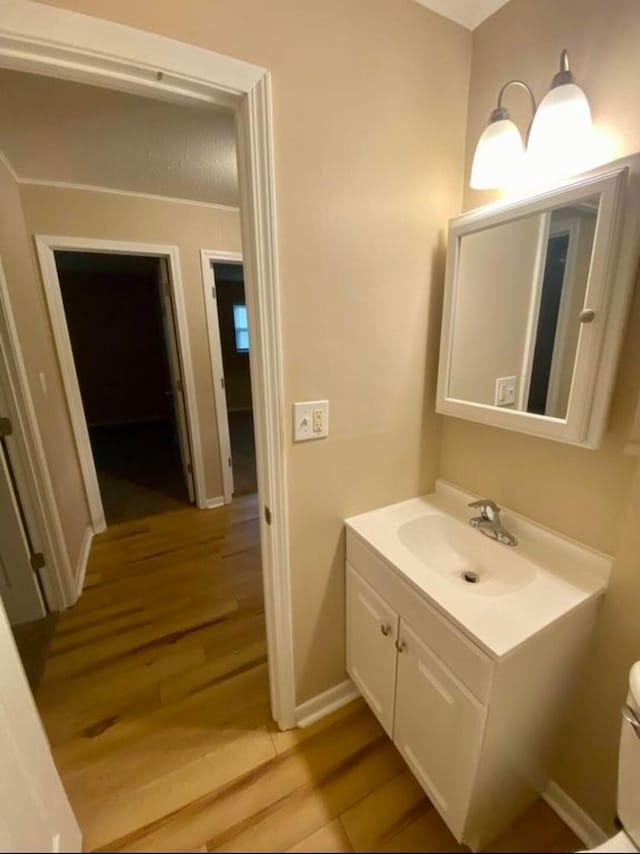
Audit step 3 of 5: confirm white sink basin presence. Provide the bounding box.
[398,514,537,597]
[345,480,611,657]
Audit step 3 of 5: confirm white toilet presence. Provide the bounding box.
[581,662,640,852]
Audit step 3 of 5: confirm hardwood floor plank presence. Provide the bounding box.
[485,798,581,853]
[287,819,354,853]
[267,698,366,755]
[206,737,405,851]
[82,726,277,851]
[108,706,383,853]
[339,769,434,852]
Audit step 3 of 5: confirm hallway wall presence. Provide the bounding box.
[0,156,90,572]
[20,182,242,509]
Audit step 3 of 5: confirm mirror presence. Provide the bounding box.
[437,161,639,448]
[448,196,598,419]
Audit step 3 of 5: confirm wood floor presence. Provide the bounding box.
[35,496,581,853]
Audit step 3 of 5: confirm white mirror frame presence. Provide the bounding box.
[437,155,640,449]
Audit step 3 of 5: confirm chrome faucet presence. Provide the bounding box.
[468,499,518,547]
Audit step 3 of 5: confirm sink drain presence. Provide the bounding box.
[462,570,479,584]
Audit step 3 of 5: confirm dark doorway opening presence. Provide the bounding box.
[55,251,193,524]
[527,233,570,416]
[213,262,257,496]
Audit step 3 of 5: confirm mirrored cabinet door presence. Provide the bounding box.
[437,158,640,448]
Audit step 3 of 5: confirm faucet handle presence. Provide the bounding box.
[468,498,501,520]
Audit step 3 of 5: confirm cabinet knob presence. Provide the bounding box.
[380,623,391,637]
[395,639,407,653]
[579,308,596,323]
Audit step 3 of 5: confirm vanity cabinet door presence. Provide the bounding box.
[393,620,486,841]
[346,564,399,736]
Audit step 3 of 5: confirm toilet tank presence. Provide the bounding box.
[619,662,640,847]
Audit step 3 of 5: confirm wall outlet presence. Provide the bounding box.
[293,400,329,441]
[495,376,517,407]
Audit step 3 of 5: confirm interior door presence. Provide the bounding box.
[0,378,45,625]
[0,598,81,851]
[393,619,486,841]
[156,258,195,502]
[346,564,399,736]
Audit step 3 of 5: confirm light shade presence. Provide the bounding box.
[470,118,525,190]
[527,82,593,178]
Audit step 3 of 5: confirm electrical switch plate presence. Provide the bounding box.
[293,400,329,441]
[495,376,517,407]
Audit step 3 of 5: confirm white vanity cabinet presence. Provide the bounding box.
[345,565,398,736]
[345,520,603,850]
[393,620,486,837]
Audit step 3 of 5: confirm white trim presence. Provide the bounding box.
[200,249,242,505]
[34,235,209,522]
[295,679,361,728]
[543,780,609,849]
[237,75,296,727]
[204,495,225,510]
[18,177,239,213]
[518,212,551,410]
[0,0,295,729]
[73,526,93,600]
[0,259,74,610]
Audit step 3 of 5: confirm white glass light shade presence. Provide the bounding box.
[470,118,525,190]
[527,83,593,179]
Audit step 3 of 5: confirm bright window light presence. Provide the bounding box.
[233,303,249,353]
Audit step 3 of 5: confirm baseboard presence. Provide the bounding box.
[543,780,609,849]
[74,526,94,600]
[203,495,225,510]
[295,679,360,728]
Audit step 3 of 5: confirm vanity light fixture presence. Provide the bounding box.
[470,49,592,190]
[470,79,536,190]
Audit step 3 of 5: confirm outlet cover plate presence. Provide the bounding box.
[293,400,329,441]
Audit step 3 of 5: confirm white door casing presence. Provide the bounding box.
[0,0,296,730]
[157,257,196,503]
[0,598,81,851]
[0,259,74,611]
[200,249,243,505]
[0,408,45,624]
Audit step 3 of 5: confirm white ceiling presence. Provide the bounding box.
[0,69,239,207]
[413,0,512,30]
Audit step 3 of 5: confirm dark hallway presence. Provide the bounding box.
[56,251,191,524]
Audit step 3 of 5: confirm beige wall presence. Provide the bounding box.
[38,0,472,701]
[20,183,242,507]
[0,159,90,569]
[0,68,238,206]
[446,0,640,830]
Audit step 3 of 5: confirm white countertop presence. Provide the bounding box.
[345,480,611,658]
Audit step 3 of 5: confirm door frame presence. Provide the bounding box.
[34,235,207,529]
[0,0,296,728]
[200,249,243,505]
[0,259,73,612]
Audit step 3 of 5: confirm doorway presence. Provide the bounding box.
[54,250,194,525]
[35,236,208,531]
[213,261,257,497]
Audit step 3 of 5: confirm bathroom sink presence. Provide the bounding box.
[397,514,537,596]
[345,480,610,657]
